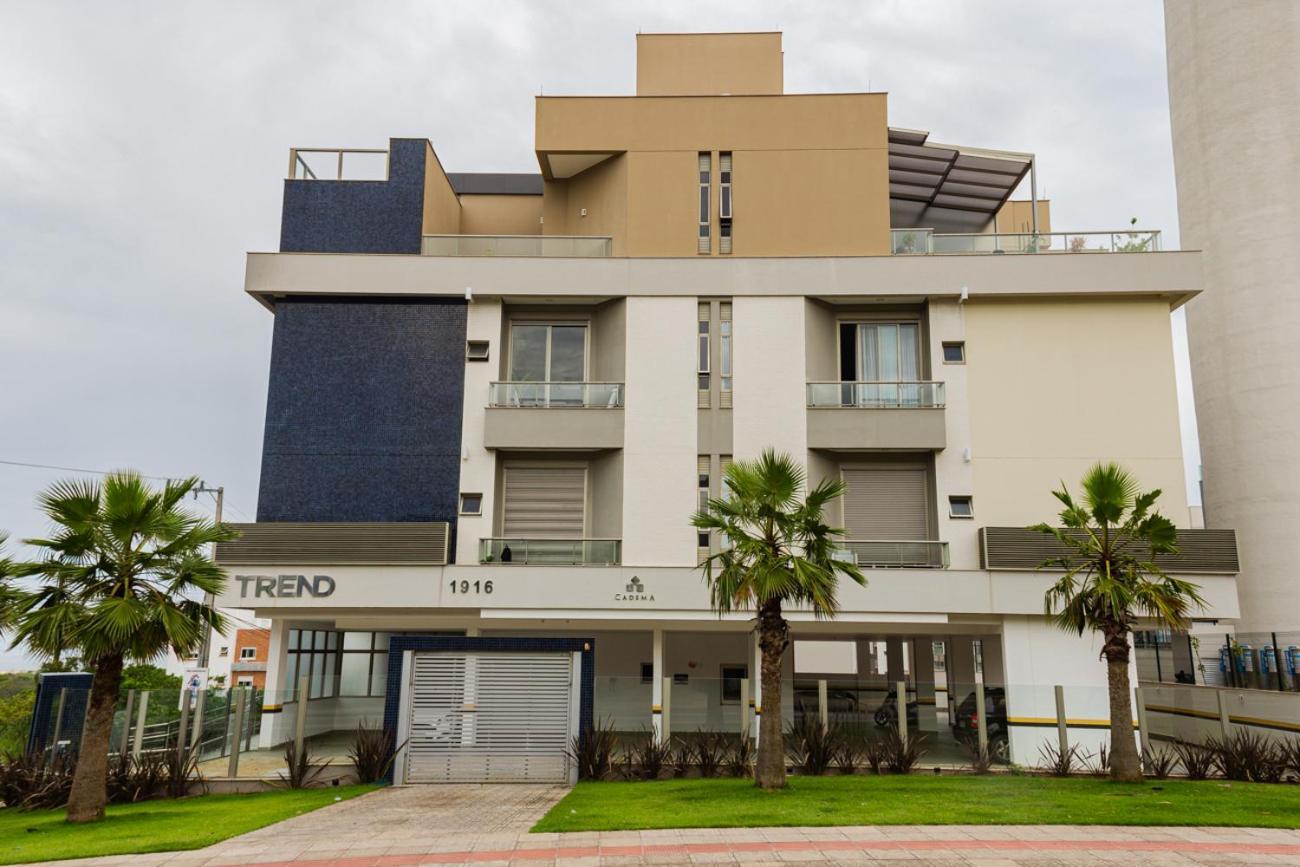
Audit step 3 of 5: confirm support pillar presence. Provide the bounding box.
[912,638,938,732]
[651,629,664,743]
[885,637,907,685]
[752,631,762,747]
[947,637,977,718]
[259,619,292,749]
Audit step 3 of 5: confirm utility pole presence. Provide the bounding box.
[194,482,224,670]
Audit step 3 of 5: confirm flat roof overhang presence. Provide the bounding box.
[244,249,1203,311]
[887,127,1033,218]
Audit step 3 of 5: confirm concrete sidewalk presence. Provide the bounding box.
[45,784,1300,866]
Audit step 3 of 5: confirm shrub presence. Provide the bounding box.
[1208,731,1286,783]
[835,732,864,775]
[1278,737,1300,780]
[725,732,755,778]
[164,743,205,798]
[878,729,927,774]
[0,750,76,811]
[1084,742,1110,777]
[964,739,995,775]
[1172,740,1216,780]
[1142,746,1177,780]
[863,735,887,774]
[568,719,618,781]
[785,716,841,775]
[349,724,400,784]
[1037,741,1083,777]
[624,733,671,781]
[276,741,330,789]
[691,729,727,779]
[107,751,169,803]
[670,738,693,778]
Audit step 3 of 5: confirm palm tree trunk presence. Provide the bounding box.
[1102,628,1142,782]
[755,600,788,790]
[65,653,123,823]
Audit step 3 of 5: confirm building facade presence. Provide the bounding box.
[1165,1,1299,640]
[215,33,1239,782]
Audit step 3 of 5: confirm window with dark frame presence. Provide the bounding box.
[239,646,256,660]
[720,664,747,703]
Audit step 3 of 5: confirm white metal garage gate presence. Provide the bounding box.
[395,650,580,784]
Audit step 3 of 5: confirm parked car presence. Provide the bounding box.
[871,691,919,727]
[951,686,1009,760]
[793,688,861,715]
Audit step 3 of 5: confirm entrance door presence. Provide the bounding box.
[403,651,576,783]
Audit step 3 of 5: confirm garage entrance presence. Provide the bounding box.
[397,650,580,784]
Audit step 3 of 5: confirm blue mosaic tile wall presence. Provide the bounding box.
[280,138,427,254]
[380,636,596,782]
[256,297,467,525]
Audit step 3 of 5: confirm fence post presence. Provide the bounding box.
[190,688,207,755]
[818,679,828,733]
[1135,687,1151,756]
[245,689,257,752]
[661,677,672,743]
[739,678,750,738]
[49,688,68,758]
[974,683,987,754]
[896,680,908,742]
[1054,685,1068,755]
[132,690,149,758]
[1273,633,1286,692]
[118,689,135,757]
[221,689,234,757]
[1217,689,1232,740]
[227,689,246,778]
[294,675,309,756]
[177,690,191,759]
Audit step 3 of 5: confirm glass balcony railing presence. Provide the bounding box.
[891,228,1162,255]
[836,540,949,569]
[478,538,621,566]
[807,381,945,409]
[488,382,624,408]
[422,234,613,257]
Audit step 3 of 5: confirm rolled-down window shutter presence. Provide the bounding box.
[503,466,586,538]
[841,467,928,540]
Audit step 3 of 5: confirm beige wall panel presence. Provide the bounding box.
[590,298,627,381]
[536,94,888,154]
[456,299,503,564]
[622,297,698,566]
[556,155,629,254]
[421,144,462,235]
[994,199,1051,235]
[804,299,838,381]
[541,180,569,234]
[636,33,783,96]
[732,149,890,256]
[964,297,1189,530]
[732,297,807,466]
[927,299,979,570]
[458,194,542,235]
[590,450,625,539]
[625,150,700,257]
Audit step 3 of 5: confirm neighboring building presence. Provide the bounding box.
[1165,2,1300,639]
[215,32,1240,782]
[230,628,271,689]
[165,610,268,687]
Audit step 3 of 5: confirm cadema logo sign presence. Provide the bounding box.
[614,575,655,603]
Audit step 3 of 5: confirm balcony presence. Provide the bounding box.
[479,538,621,566]
[484,382,625,450]
[838,540,949,569]
[891,228,1162,256]
[422,234,613,257]
[806,382,946,451]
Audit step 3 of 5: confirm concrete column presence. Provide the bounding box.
[981,634,1006,687]
[885,637,907,685]
[947,637,977,718]
[752,631,762,746]
[912,638,938,732]
[259,620,292,749]
[651,629,664,743]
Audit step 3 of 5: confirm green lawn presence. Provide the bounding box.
[533,776,1300,832]
[0,784,377,865]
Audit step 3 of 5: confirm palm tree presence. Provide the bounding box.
[692,450,865,789]
[11,473,235,822]
[1032,463,1204,782]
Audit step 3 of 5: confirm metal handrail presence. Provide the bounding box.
[478,537,622,566]
[807,381,945,409]
[838,539,949,569]
[489,381,624,408]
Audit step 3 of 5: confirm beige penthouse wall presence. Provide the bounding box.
[964,297,1189,530]
[545,155,629,254]
[732,297,807,466]
[421,144,462,235]
[458,194,542,235]
[993,199,1051,235]
[636,32,783,96]
[624,151,702,257]
[590,298,627,381]
[1166,0,1300,632]
[456,298,505,565]
[622,297,698,566]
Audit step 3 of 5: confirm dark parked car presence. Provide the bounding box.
[951,686,1008,759]
[871,691,919,728]
[793,688,861,715]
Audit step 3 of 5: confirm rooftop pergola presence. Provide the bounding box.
[887,127,1037,230]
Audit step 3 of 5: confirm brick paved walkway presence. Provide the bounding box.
[46,785,1300,866]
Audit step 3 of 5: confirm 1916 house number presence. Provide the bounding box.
[449,580,493,595]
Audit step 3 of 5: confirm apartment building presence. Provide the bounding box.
[214,32,1240,783]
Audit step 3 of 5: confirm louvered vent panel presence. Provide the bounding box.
[215,523,449,565]
[979,527,1240,574]
[405,652,574,783]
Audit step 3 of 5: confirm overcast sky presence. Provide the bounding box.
[0,1,1197,669]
